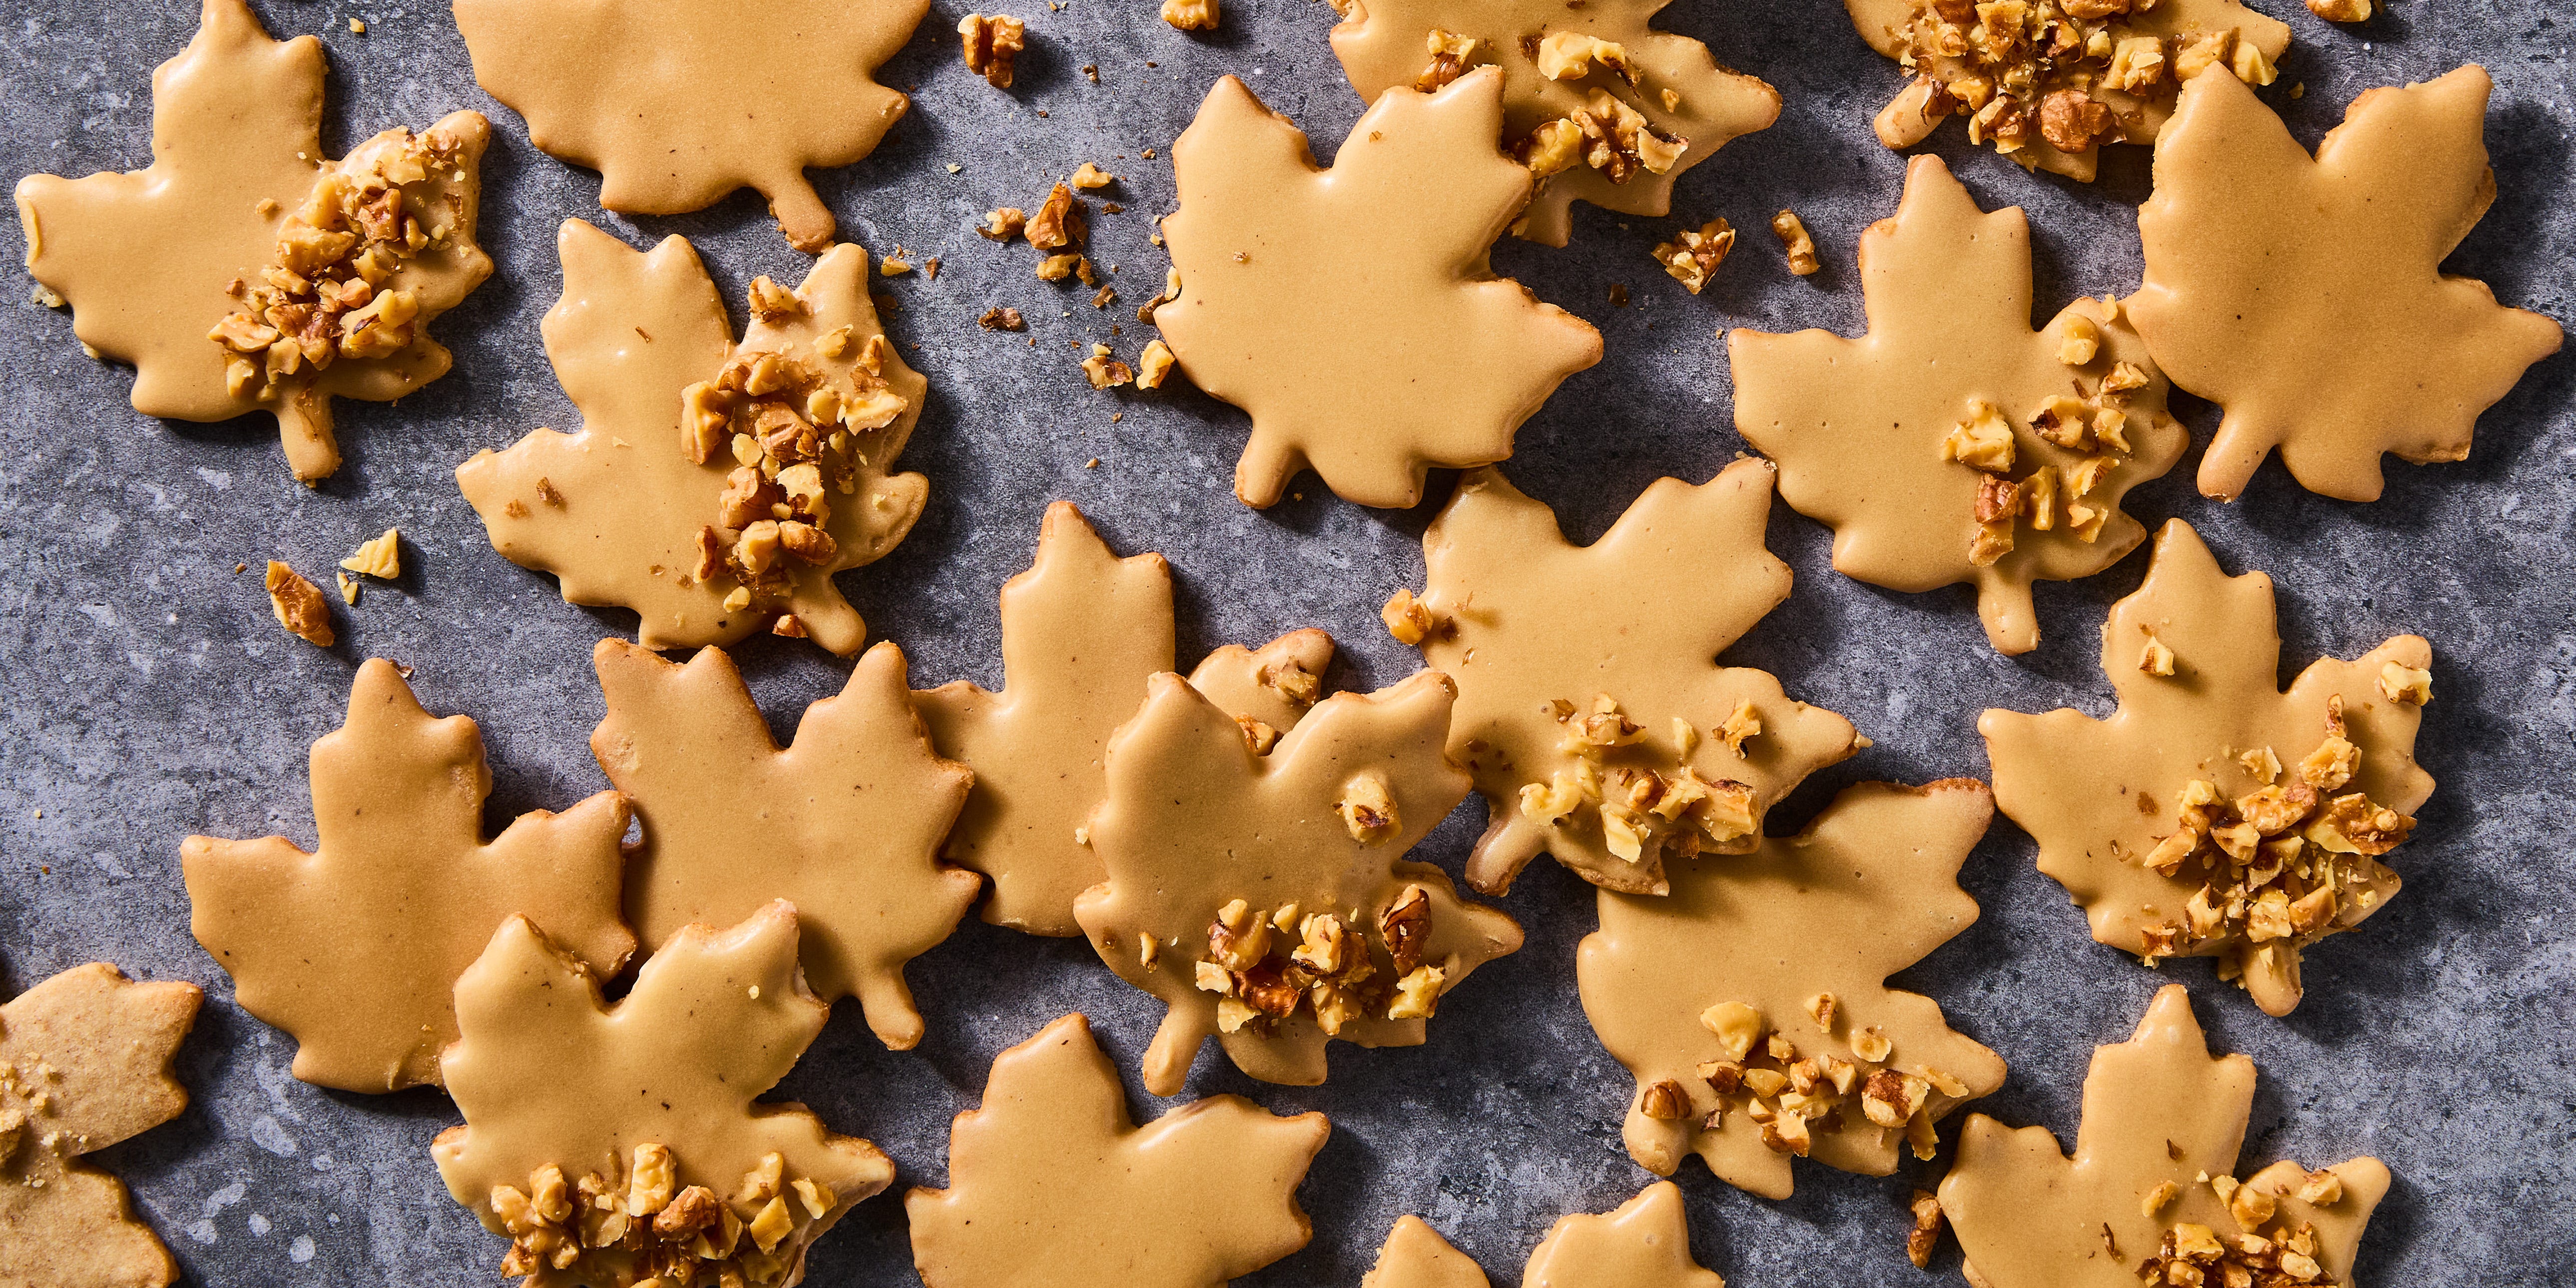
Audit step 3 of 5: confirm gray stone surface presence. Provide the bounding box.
[0,0,2569,1284]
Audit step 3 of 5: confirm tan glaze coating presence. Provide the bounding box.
[13,0,490,482]
[594,639,976,1051]
[451,0,921,252]
[1330,0,1780,246]
[1524,1182,1724,1288]
[1362,1216,1491,1288]
[1579,781,2006,1199]
[0,964,200,1288]
[435,903,891,1288]
[1730,155,2183,656]
[1156,70,1601,510]
[913,501,1336,937]
[182,660,631,1093]
[458,222,927,654]
[1940,985,2389,1288]
[1072,671,1524,1097]
[1979,521,2431,1015]
[906,1014,1329,1288]
[2131,65,2563,501]
[1411,459,1859,896]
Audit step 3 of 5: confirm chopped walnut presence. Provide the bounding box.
[1716,699,1761,757]
[1381,587,1440,645]
[1770,210,1820,276]
[1638,1079,1691,1120]
[1415,28,1480,92]
[1906,1189,1946,1269]
[978,207,1028,241]
[1338,773,1399,842]
[1026,183,1085,251]
[977,306,1027,332]
[340,527,401,580]
[1160,0,1217,29]
[1381,884,1431,975]
[1514,118,1586,178]
[1134,338,1177,390]
[1388,964,1446,1019]
[1651,218,1735,294]
[958,14,1027,89]
[1939,400,2017,473]
[1069,163,1116,190]
[265,561,335,646]
[1535,32,1636,84]
[1080,343,1133,389]
[2038,89,2113,153]
[1531,90,1685,187]
[1234,715,1280,755]
[2306,0,2369,19]
[2138,633,2176,677]
[2058,313,2101,366]
[1258,657,1320,707]
[2376,661,2431,706]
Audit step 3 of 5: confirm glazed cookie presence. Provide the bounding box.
[1072,671,1523,1096]
[2131,65,2563,501]
[458,221,928,654]
[183,660,631,1093]
[1390,459,1860,897]
[1979,520,2433,1016]
[1155,69,1602,509]
[451,0,922,251]
[14,0,491,482]
[593,639,978,1051]
[913,501,1335,937]
[1842,0,2287,181]
[1329,0,1780,246]
[1363,1216,1491,1288]
[906,1014,1329,1288]
[1579,781,2007,1199]
[1730,154,2184,655]
[0,963,201,1288]
[1363,1183,1726,1288]
[434,902,890,1288]
[1939,985,2388,1288]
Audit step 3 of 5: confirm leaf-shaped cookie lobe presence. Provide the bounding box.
[1731,155,2184,655]
[1523,1182,1725,1288]
[1157,69,1601,509]
[1073,670,1522,1097]
[906,1013,1329,1288]
[2132,65,2563,501]
[183,659,631,1093]
[1980,520,2434,1016]
[1363,1216,1491,1288]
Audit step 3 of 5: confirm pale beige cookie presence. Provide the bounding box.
[1524,1182,1724,1288]
[1940,985,2389,1288]
[457,221,928,654]
[1328,0,1780,247]
[1155,69,1602,509]
[593,638,976,1052]
[1363,1216,1490,1288]
[0,963,201,1288]
[1730,154,2184,656]
[13,0,491,482]
[451,0,921,251]
[1979,520,2434,1016]
[1579,780,2006,1199]
[912,501,1335,937]
[433,902,890,1288]
[1396,459,1859,896]
[1842,0,2288,181]
[182,659,631,1093]
[906,1014,1329,1288]
[2131,65,2564,501]
[1072,671,1523,1096]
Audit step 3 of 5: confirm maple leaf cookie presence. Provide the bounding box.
[2131,65,2563,501]
[1362,1182,1729,1288]
[14,0,492,482]
[183,659,631,1093]
[1328,0,1780,247]
[0,962,201,1288]
[1389,459,1860,897]
[435,902,891,1288]
[1156,69,1602,509]
[1731,155,2185,656]
[1981,520,2433,1016]
[907,1014,1329,1288]
[1940,985,2389,1288]
[913,501,1336,937]
[451,0,924,252]
[458,221,928,654]
[1073,671,1523,1097]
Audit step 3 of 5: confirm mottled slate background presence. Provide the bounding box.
[0,0,2568,1283]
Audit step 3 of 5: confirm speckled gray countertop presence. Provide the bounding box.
[1,0,2569,1284]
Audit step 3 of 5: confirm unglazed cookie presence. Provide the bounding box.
[1155,69,1601,509]
[1073,671,1523,1096]
[14,0,491,482]
[2131,65,2563,501]
[1730,155,2183,655]
[0,963,201,1288]
[458,221,927,653]
[434,903,890,1288]
[1328,0,1780,246]
[1393,459,1859,896]
[1940,985,2389,1288]
[914,502,1334,937]
[1579,781,2006,1199]
[593,639,978,1051]
[182,659,631,1093]
[450,0,923,251]
[906,1014,1329,1288]
[1980,520,2433,1016]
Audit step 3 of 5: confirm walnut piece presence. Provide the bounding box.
[265,561,335,646]
[1338,774,1399,843]
[1770,210,1820,276]
[1080,344,1134,390]
[1026,183,1085,251]
[1161,0,1217,29]
[2306,0,2369,19]
[977,207,1027,241]
[977,306,1026,332]
[1380,587,1440,645]
[340,527,401,580]
[958,14,1027,89]
[1652,219,1736,295]
[1906,1189,1946,1269]
[1415,28,1480,92]
[1135,339,1177,390]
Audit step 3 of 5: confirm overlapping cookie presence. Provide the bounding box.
[1364,1182,1728,1288]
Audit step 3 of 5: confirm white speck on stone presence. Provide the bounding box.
[289,1235,315,1263]
[202,1181,247,1216]
[310,1152,334,1172]
[250,1114,298,1156]
[248,1213,271,1236]
[187,1219,218,1245]
[194,467,232,489]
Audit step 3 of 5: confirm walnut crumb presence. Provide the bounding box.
[958,14,1027,88]
[1069,163,1115,190]
[2139,633,2176,677]
[1380,587,1439,645]
[1160,0,1217,29]
[1338,773,1399,842]
[978,207,1027,241]
[340,527,401,580]
[1080,344,1133,389]
[1652,218,1735,294]
[1770,210,1819,276]
[2306,0,2370,19]
[265,561,334,646]
[2376,661,2431,705]
[1135,339,1176,390]
[1906,1189,1945,1269]
[977,307,1026,333]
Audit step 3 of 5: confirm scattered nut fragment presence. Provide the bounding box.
[1036,253,1084,282]
[1380,587,1439,645]
[2139,633,2177,677]
[340,527,401,580]
[1080,344,1133,389]
[1069,163,1115,190]
[881,253,912,277]
[959,13,1027,89]
[1651,218,1735,294]
[2306,0,2370,19]
[1387,964,1445,1019]
[977,306,1026,331]
[1160,0,1217,29]
[1770,210,1819,276]
[265,561,335,646]
[1026,183,1085,251]
[335,571,361,605]
[1338,774,1399,842]
[1906,1189,1946,1269]
[2376,661,2432,705]
[1134,338,1176,390]
[2038,89,2113,154]
[978,207,1027,241]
